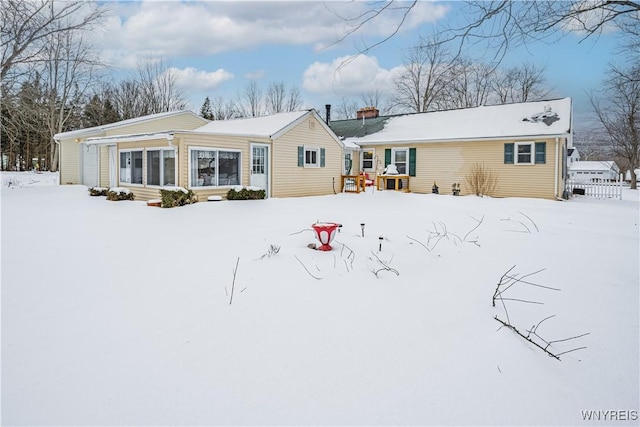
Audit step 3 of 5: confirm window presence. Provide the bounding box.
[391,148,409,174]
[516,143,533,164]
[120,150,143,184]
[297,146,325,168]
[305,147,319,167]
[361,150,374,171]
[506,142,546,165]
[190,148,241,187]
[344,153,353,174]
[147,148,176,186]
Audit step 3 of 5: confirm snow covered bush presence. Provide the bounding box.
[160,187,197,208]
[89,187,108,196]
[106,187,134,201]
[227,186,265,200]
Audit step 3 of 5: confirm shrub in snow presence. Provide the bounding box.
[465,162,498,197]
[89,187,108,196]
[160,187,197,208]
[227,186,266,200]
[106,187,134,201]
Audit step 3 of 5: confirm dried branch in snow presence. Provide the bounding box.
[493,266,589,361]
[294,255,322,280]
[229,257,240,305]
[369,251,399,278]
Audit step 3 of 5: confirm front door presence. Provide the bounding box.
[250,144,269,197]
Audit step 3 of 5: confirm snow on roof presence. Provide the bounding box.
[54,110,204,140]
[193,110,311,138]
[569,161,619,171]
[344,98,572,145]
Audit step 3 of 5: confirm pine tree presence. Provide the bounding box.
[200,96,214,120]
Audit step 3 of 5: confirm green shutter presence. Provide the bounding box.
[384,149,391,167]
[320,148,326,167]
[504,143,514,164]
[298,146,304,167]
[535,142,546,164]
[409,148,416,177]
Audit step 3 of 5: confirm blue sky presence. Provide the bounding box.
[91,1,622,128]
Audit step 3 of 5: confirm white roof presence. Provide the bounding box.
[54,110,205,140]
[569,161,619,172]
[193,110,311,138]
[345,98,572,145]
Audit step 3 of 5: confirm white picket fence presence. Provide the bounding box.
[566,174,623,200]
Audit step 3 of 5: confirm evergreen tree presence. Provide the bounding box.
[200,96,214,120]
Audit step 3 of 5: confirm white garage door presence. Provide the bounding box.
[82,144,99,188]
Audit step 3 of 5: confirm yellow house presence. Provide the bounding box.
[72,109,344,200]
[54,110,209,187]
[330,98,573,200]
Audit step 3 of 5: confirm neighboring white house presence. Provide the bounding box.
[567,147,580,166]
[569,160,620,182]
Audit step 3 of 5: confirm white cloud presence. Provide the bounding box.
[302,55,404,96]
[91,1,449,63]
[170,67,234,92]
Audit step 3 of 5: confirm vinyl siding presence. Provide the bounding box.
[177,133,269,201]
[99,145,109,187]
[115,138,178,201]
[60,141,81,184]
[364,137,562,199]
[58,113,207,186]
[272,115,342,198]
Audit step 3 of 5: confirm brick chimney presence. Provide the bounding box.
[356,106,379,120]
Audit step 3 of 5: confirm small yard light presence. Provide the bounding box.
[378,236,383,252]
[360,223,365,237]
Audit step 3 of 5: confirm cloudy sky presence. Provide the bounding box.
[90,1,620,125]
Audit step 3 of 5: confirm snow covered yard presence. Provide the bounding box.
[1,172,638,426]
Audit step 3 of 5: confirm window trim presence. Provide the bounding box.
[188,146,242,188]
[515,142,534,165]
[303,146,320,168]
[145,146,177,188]
[118,148,144,187]
[361,149,375,172]
[391,147,410,174]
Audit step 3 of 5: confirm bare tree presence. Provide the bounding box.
[238,80,263,117]
[211,96,240,120]
[333,97,359,120]
[136,57,188,115]
[40,28,102,171]
[393,36,454,113]
[442,58,494,109]
[266,82,286,114]
[1,0,107,85]
[590,61,640,188]
[493,63,552,104]
[286,85,302,112]
[333,1,639,61]
[109,79,144,120]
